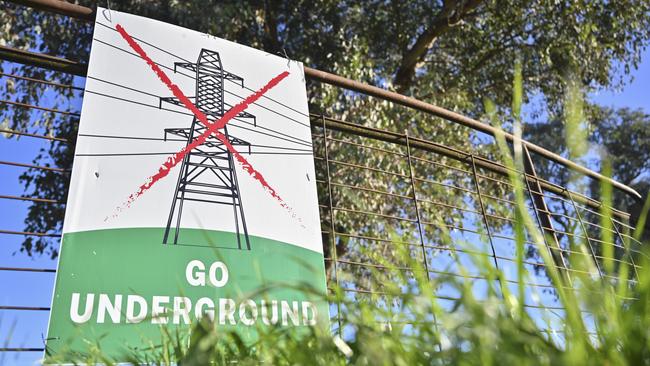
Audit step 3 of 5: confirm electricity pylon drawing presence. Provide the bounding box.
[159,49,255,250]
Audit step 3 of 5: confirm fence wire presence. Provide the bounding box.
[306,114,641,338]
[0,1,645,353]
[0,62,642,354]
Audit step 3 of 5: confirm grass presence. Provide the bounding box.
[45,66,650,365]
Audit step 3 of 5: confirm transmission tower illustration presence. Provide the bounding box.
[159,49,255,250]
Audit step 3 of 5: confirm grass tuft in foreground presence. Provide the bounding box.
[47,66,650,366]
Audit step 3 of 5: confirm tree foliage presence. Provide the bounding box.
[525,105,650,242]
[1,0,650,258]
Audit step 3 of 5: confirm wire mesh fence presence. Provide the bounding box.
[309,114,642,338]
[0,0,645,356]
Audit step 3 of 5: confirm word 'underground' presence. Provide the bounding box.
[68,260,318,326]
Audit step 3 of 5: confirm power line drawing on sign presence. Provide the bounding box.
[159,49,255,250]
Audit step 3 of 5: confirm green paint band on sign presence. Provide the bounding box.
[47,228,328,357]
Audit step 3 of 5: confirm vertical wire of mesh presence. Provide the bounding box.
[404,131,431,280]
[565,191,605,280]
[404,130,441,349]
[562,190,607,337]
[469,155,503,294]
[610,216,640,281]
[320,114,343,335]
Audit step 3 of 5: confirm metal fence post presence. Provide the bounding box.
[522,145,573,286]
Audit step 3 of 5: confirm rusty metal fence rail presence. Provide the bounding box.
[0,0,645,355]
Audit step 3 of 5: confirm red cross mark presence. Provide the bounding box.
[107,24,296,221]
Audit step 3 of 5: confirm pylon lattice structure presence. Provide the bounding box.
[159,49,255,250]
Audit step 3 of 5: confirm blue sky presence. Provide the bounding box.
[1,45,649,364]
[0,135,58,366]
[591,48,650,112]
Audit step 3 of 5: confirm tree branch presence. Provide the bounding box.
[393,0,484,93]
[262,0,282,54]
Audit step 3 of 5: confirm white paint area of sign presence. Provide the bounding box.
[64,8,321,253]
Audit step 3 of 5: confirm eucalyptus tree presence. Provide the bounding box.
[1,0,649,270]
